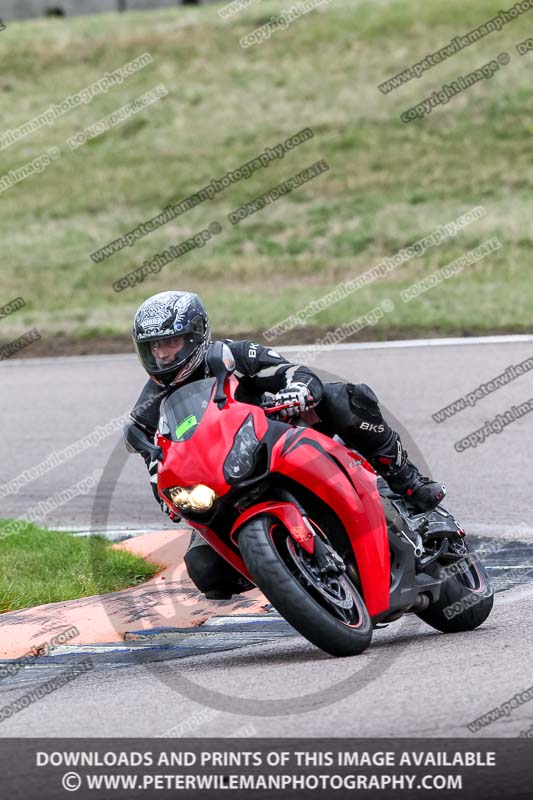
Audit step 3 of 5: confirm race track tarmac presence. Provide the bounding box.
[1,337,532,736]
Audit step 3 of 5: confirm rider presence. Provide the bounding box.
[125,290,446,599]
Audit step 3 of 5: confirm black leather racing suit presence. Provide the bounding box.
[128,339,442,597]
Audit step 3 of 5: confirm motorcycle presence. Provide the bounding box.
[126,342,494,657]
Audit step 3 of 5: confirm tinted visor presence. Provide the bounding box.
[134,333,199,381]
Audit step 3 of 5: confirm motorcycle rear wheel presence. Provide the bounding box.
[238,514,372,657]
[417,542,494,633]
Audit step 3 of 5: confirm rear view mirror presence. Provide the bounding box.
[206,342,235,408]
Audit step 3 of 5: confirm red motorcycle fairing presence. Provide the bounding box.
[184,502,317,590]
[267,431,390,617]
[156,375,269,498]
[156,374,390,618]
[229,501,316,554]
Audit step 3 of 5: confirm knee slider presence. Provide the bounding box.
[184,544,225,592]
[346,383,381,418]
[184,541,246,594]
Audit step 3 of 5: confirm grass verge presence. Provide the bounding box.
[0,0,531,345]
[0,521,160,613]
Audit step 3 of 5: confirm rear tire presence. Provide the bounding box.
[238,515,372,657]
[417,545,494,633]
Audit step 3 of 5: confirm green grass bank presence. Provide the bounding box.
[0,0,531,349]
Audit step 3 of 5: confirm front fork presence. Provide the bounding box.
[229,491,346,577]
[276,487,346,575]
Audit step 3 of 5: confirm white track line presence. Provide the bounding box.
[465,523,533,541]
[64,523,533,546]
[56,526,187,540]
[279,334,533,353]
[1,334,533,367]
[498,585,533,605]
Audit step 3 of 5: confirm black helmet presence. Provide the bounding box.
[132,290,211,386]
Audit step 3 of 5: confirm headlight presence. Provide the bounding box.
[167,484,217,511]
[223,414,260,483]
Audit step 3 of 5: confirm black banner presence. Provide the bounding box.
[1,738,531,799]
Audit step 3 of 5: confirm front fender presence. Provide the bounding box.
[230,501,315,554]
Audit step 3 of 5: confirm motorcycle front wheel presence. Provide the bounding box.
[238,514,372,657]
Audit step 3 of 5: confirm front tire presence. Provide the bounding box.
[417,543,494,633]
[238,515,372,657]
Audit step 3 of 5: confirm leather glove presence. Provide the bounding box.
[159,498,182,524]
[273,382,315,421]
[149,459,181,523]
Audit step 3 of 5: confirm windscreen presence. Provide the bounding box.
[159,378,216,442]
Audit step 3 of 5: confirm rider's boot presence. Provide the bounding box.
[368,432,446,512]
